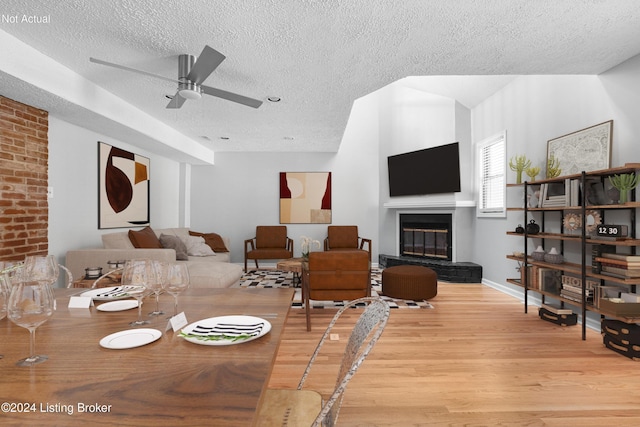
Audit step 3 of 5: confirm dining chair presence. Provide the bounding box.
[58,264,73,287]
[323,225,371,260]
[244,225,294,272]
[256,296,390,427]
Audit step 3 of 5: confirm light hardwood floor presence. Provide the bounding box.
[268,283,640,426]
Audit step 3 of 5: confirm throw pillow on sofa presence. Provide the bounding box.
[159,234,189,261]
[189,231,229,252]
[181,235,215,257]
[129,226,163,248]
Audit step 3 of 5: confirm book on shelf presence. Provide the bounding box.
[569,178,581,206]
[595,257,640,268]
[540,182,569,207]
[600,261,640,272]
[591,246,617,273]
[542,200,566,207]
[599,270,636,280]
[561,274,597,289]
[590,235,630,242]
[560,290,582,303]
[601,253,640,262]
[523,265,541,290]
[601,265,640,278]
[562,283,594,295]
[520,265,534,289]
[541,303,573,315]
[538,183,545,208]
[560,178,582,207]
[560,289,593,303]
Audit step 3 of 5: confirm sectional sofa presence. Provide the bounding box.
[65,227,243,288]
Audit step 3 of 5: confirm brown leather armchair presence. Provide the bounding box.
[323,225,371,259]
[302,250,371,331]
[244,226,294,272]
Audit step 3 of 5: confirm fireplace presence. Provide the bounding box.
[399,213,452,261]
[381,200,482,283]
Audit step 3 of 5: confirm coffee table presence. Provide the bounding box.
[276,257,305,286]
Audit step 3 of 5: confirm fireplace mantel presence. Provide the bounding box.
[383,200,476,209]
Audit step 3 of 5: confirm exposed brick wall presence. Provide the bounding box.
[0,96,49,261]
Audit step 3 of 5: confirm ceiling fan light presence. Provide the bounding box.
[178,81,202,100]
[179,88,202,100]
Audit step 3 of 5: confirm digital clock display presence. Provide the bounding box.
[596,224,628,237]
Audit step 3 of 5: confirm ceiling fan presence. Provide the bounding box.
[89,45,263,109]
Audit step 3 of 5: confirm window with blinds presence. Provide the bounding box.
[477,131,506,217]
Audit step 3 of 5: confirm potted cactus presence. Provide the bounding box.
[525,166,541,182]
[609,173,639,204]
[546,155,562,178]
[509,155,531,184]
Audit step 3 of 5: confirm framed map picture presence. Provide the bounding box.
[547,120,612,175]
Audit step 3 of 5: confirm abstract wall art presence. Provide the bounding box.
[279,172,331,224]
[98,142,150,229]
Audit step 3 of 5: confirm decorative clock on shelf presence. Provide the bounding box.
[596,224,629,238]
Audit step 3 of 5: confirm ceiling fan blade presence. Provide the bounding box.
[201,85,263,108]
[166,92,187,109]
[90,57,178,84]
[187,45,226,85]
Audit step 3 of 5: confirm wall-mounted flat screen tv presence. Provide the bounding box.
[387,142,461,197]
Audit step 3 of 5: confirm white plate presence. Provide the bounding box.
[96,300,138,312]
[180,315,271,346]
[80,286,145,301]
[99,328,162,349]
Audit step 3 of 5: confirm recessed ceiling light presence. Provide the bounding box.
[220,136,230,140]
[267,96,281,102]
[283,136,294,140]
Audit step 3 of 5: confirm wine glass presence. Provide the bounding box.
[21,255,59,286]
[148,260,165,316]
[0,261,17,360]
[121,259,154,326]
[0,262,14,320]
[162,263,190,317]
[8,276,55,366]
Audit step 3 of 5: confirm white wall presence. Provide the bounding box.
[189,95,381,264]
[471,60,640,291]
[48,117,182,271]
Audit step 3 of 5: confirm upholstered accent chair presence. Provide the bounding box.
[244,226,293,272]
[323,225,371,259]
[302,250,371,331]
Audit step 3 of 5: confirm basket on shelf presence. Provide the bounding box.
[531,246,545,262]
[544,253,564,264]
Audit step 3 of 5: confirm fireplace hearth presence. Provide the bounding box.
[379,254,482,283]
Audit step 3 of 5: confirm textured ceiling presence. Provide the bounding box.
[1,1,640,155]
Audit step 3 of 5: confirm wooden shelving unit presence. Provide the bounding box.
[507,163,640,340]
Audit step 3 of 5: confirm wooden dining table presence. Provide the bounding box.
[0,286,294,426]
